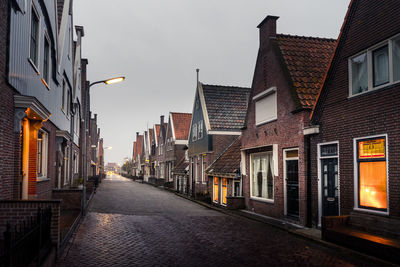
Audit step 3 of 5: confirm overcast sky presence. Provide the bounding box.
[73,0,350,165]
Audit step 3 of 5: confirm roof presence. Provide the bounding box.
[133,141,137,158]
[276,34,336,109]
[148,128,154,145]
[154,124,161,144]
[202,84,251,131]
[206,137,241,178]
[171,112,192,140]
[172,156,189,175]
[136,135,143,156]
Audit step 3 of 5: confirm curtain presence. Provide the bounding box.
[261,157,268,198]
[373,46,389,87]
[352,53,368,94]
[252,157,260,197]
[394,38,400,82]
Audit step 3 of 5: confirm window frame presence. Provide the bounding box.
[198,120,203,139]
[42,31,50,88]
[353,134,389,215]
[192,123,198,141]
[349,33,400,97]
[249,151,274,203]
[29,3,40,70]
[36,129,48,181]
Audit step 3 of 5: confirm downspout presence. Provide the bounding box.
[306,134,312,227]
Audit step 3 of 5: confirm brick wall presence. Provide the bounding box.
[0,200,61,246]
[241,17,311,225]
[310,0,400,227]
[0,0,18,200]
[52,189,82,211]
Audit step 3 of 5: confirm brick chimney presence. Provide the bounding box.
[136,132,139,141]
[257,15,279,48]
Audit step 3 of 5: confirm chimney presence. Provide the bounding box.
[94,114,97,123]
[257,15,279,48]
[196,69,199,84]
[136,132,139,140]
[160,115,164,126]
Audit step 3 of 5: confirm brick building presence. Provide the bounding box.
[188,81,250,199]
[310,0,400,236]
[206,137,242,207]
[241,16,335,226]
[164,112,192,188]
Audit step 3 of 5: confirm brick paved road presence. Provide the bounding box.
[58,174,389,267]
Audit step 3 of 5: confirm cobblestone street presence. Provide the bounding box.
[57,174,388,267]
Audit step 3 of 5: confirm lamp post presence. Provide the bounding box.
[81,76,125,213]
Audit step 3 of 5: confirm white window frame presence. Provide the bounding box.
[42,30,51,88]
[198,120,203,139]
[233,180,241,197]
[254,87,277,126]
[353,134,389,216]
[64,145,70,185]
[249,151,274,203]
[349,33,400,97]
[36,129,48,181]
[317,141,340,227]
[29,2,40,70]
[283,148,299,216]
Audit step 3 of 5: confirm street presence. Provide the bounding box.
[57,174,387,266]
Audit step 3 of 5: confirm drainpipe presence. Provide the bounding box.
[306,134,312,227]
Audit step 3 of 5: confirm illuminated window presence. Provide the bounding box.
[357,137,387,211]
[213,177,219,203]
[37,130,48,179]
[222,178,227,205]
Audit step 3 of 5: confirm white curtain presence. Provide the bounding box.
[261,157,268,198]
[252,157,260,197]
[373,47,389,86]
[352,53,368,94]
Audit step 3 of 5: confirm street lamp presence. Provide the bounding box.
[81,76,125,213]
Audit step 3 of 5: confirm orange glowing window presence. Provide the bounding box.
[222,178,227,205]
[213,177,219,203]
[359,138,385,159]
[357,137,387,211]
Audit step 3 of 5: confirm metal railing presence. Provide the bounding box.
[0,206,52,267]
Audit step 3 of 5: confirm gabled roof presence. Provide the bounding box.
[206,137,241,178]
[154,124,161,146]
[276,34,336,109]
[201,84,250,131]
[133,141,137,159]
[148,128,154,146]
[170,112,192,140]
[136,135,143,156]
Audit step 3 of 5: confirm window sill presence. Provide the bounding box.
[250,196,274,204]
[256,118,277,127]
[28,58,40,75]
[36,177,50,182]
[353,207,389,216]
[349,80,400,99]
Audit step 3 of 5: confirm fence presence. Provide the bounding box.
[0,206,52,267]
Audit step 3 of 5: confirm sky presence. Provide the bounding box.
[73,0,350,165]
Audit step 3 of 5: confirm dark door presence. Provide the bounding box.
[321,158,339,216]
[286,160,299,217]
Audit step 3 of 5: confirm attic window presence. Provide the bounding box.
[192,123,198,141]
[254,87,277,126]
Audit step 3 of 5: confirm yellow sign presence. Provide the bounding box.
[359,138,385,159]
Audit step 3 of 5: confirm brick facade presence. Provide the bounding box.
[310,0,400,230]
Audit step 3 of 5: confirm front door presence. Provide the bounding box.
[321,158,339,216]
[286,160,299,218]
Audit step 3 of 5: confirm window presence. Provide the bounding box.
[43,36,50,83]
[213,177,219,203]
[222,178,227,205]
[62,80,66,111]
[198,120,203,139]
[351,53,368,94]
[373,45,389,87]
[254,87,277,125]
[30,6,39,66]
[393,36,400,82]
[64,146,69,185]
[192,123,197,141]
[234,181,241,197]
[74,151,78,174]
[37,130,48,178]
[201,155,205,182]
[356,137,387,211]
[66,89,71,117]
[349,34,400,96]
[251,152,274,201]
